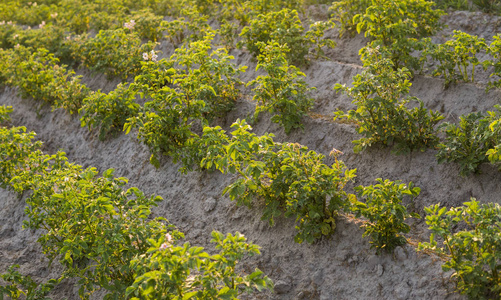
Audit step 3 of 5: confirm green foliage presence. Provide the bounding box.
[436,111,500,176]
[124,85,203,168]
[0,265,59,300]
[248,42,315,134]
[354,0,445,71]
[432,0,470,10]
[0,1,51,27]
[162,7,211,47]
[472,0,501,13]
[0,22,20,49]
[420,200,501,299]
[0,105,12,124]
[239,8,334,65]
[422,31,487,87]
[8,25,75,65]
[126,231,273,299]
[239,9,307,64]
[246,0,303,15]
[71,28,156,80]
[129,9,165,41]
[2,47,89,114]
[16,163,171,298]
[198,120,357,243]
[125,33,246,167]
[352,179,420,254]
[79,83,140,140]
[0,114,271,299]
[171,32,246,120]
[305,20,337,60]
[328,0,371,37]
[217,19,239,49]
[486,108,501,164]
[484,34,501,91]
[0,122,41,191]
[334,47,444,154]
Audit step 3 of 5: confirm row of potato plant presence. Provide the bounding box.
[0,30,316,140]
[334,46,444,154]
[329,0,501,91]
[0,106,272,299]
[0,0,336,69]
[331,0,444,72]
[0,39,420,252]
[0,46,89,114]
[4,1,501,299]
[237,8,335,65]
[419,200,501,299]
[330,2,501,298]
[1,30,430,256]
[191,119,420,250]
[329,1,501,177]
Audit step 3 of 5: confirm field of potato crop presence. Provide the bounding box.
[2,0,501,299]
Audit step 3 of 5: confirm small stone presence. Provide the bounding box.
[320,290,333,300]
[297,291,311,299]
[312,270,324,285]
[395,246,407,261]
[348,255,359,264]
[335,250,349,261]
[275,280,292,294]
[394,282,411,300]
[376,264,384,276]
[203,197,217,212]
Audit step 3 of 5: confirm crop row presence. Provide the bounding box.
[2,42,499,296]
[2,0,501,176]
[0,106,273,299]
[0,41,423,251]
[1,0,501,298]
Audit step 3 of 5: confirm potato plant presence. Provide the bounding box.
[248,42,315,134]
[198,119,357,244]
[422,31,487,87]
[162,6,211,47]
[124,86,204,168]
[436,111,500,176]
[239,8,334,65]
[473,0,501,13]
[0,105,12,124]
[171,32,246,121]
[484,34,501,91]
[334,47,444,154]
[15,163,172,299]
[0,113,272,299]
[433,0,469,10]
[328,0,371,37]
[129,9,165,41]
[0,265,59,300]
[0,21,20,49]
[71,28,156,80]
[305,20,337,60]
[126,231,273,299]
[420,200,501,299]
[7,25,75,65]
[0,116,41,190]
[2,47,89,114]
[353,0,444,71]
[486,108,501,165]
[0,1,50,27]
[79,83,141,140]
[352,179,420,254]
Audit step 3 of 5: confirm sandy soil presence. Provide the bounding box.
[2,9,501,300]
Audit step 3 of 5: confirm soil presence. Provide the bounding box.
[2,8,501,300]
